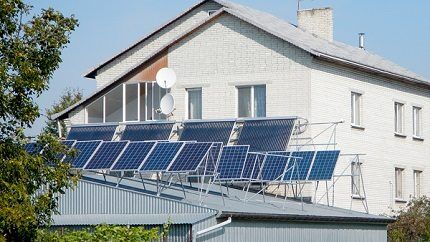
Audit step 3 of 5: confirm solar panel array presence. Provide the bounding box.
[24,142,43,155]
[69,140,102,168]
[179,121,235,145]
[308,150,340,180]
[217,145,249,180]
[241,153,264,180]
[237,118,296,152]
[111,141,156,171]
[121,123,174,141]
[168,142,212,172]
[139,142,184,172]
[67,125,117,141]
[84,141,128,170]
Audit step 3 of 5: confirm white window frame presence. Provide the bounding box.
[351,92,362,127]
[413,170,422,197]
[351,162,362,197]
[412,106,422,138]
[236,85,266,118]
[395,167,404,200]
[186,87,203,120]
[394,102,405,135]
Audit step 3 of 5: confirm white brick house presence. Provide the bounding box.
[53,0,430,215]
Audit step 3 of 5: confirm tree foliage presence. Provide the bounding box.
[0,0,79,240]
[36,224,170,242]
[43,88,82,137]
[388,196,430,242]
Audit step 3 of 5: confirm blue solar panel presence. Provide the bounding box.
[283,151,315,181]
[308,150,340,181]
[206,142,222,172]
[237,118,296,152]
[216,145,249,180]
[110,141,156,171]
[69,140,102,168]
[168,142,213,172]
[56,140,77,161]
[84,141,128,170]
[179,121,235,145]
[260,154,290,181]
[241,153,264,180]
[121,122,174,141]
[24,142,43,155]
[67,125,117,141]
[139,142,184,172]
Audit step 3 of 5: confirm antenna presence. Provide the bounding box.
[160,93,175,115]
[156,68,177,89]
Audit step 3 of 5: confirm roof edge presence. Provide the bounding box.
[219,212,395,224]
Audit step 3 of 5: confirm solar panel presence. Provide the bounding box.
[283,151,315,181]
[260,154,290,181]
[57,140,77,161]
[167,142,213,172]
[84,141,129,170]
[206,142,223,172]
[121,122,174,141]
[24,142,43,155]
[67,125,117,141]
[308,150,340,181]
[139,142,184,172]
[237,118,296,152]
[179,121,235,145]
[69,140,102,168]
[241,153,264,180]
[216,145,249,180]
[110,141,156,171]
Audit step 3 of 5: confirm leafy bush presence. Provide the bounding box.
[388,196,430,241]
[36,224,170,242]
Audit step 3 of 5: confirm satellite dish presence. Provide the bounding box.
[160,93,175,115]
[156,68,176,89]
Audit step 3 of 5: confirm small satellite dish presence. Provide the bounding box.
[160,93,175,115]
[156,68,176,89]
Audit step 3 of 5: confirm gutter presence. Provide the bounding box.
[193,217,232,242]
[218,212,395,225]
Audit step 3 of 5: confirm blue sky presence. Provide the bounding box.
[26,0,430,136]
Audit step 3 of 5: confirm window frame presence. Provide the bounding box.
[394,167,404,200]
[394,102,405,135]
[350,92,363,128]
[186,87,203,120]
[412,106,423,138]
[236,85,266,118]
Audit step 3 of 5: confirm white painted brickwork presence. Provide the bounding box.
[94,2,222,89]
[169,14,312,121]
[297,8,333,42]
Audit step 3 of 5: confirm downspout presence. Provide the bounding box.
[193,217,232,242]
[57,120,62,138]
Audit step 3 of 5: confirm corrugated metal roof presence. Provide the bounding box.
[52,174,393,226]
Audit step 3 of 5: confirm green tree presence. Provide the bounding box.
[0,0,79,240]
[43,88,82,137]
[388,196,430,241]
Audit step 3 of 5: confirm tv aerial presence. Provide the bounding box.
[156,67,177,89]
[156,68,177,116]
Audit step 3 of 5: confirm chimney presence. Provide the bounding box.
[358,33,365,49]
[297,7,333,42]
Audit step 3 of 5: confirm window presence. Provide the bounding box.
[87,97,103,123]
[187,88,202,119]
[395,168,404,199]
[394,102,405,134]
[105,85,123,122]
[237,85,266,118]
[351,92,362,126]
[414,170,422,197]
[351,162,362,196]
[413,106,422,138]
[125,84,138,121]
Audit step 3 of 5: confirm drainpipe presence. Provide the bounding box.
[57,120,62,138]
[193,217,232,242]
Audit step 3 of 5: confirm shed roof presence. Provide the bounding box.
[52,174,394,226]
